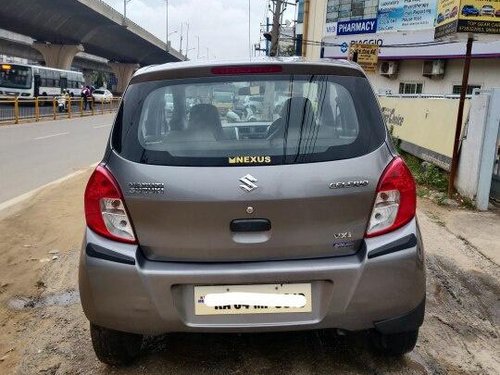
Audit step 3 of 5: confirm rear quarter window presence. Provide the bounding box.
[112,73,386,166]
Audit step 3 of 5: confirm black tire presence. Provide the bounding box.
[90,323,143,366]
[370,329,419,356]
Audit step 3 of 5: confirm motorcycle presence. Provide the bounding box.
[57,96,68,113]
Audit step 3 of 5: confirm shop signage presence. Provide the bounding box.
[337,19,378,35]
[378,0,438,32]
[348,43,379,72]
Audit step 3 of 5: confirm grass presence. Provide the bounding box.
[401,152,449,193]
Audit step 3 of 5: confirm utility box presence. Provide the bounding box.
[422,60,446,78]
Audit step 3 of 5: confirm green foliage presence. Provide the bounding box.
[388,125,402,153]
[401,153,448,192]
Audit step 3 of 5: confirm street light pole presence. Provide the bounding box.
[197,36,200,60]
[185,22,190,58]
[123,0,132,25]
[179,22,183,55]
[165,0,169,51]
[248,0,251,58]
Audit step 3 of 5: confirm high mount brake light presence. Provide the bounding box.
[366,157,416,237]
[84,165,137,244]
[211,65,283,75]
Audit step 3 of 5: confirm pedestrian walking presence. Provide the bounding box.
[82,86,93,110]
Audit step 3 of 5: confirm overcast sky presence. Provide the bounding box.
[102,0,295,60]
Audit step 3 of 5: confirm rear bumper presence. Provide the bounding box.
[79,219,425,335]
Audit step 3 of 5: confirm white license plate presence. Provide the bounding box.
[194,283,312,315]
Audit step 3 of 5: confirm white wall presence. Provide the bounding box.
[368,58,500,95]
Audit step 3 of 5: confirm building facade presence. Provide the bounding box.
[296,0,500,95]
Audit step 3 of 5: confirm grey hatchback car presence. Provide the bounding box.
[80,59,425,365]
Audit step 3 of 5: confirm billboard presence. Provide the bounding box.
[378,0,438,32]
[434,0,461,37]
[457,0,500,33]
[435,0,500,37]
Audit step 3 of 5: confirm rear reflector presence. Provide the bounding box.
[366,157,416,237]
[84,165,137,244]
[211,65,283,75]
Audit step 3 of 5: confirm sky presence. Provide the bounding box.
[102,0,296,61]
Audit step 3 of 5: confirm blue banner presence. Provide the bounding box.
[336,19,378,35]
[377,0,437,32]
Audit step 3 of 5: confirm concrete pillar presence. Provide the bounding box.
[108,62,139,94]
[32,42,84,70]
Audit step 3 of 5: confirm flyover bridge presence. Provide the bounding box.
[0,0,185,92]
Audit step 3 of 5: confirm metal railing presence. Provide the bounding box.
[0,97,121,124]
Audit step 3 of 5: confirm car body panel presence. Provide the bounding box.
[80,218,425,335]
[79,58,425,337]
[106,144,392,262]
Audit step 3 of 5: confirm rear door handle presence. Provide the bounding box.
[230,219,271,232]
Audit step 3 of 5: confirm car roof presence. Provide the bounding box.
[130,57,365,84]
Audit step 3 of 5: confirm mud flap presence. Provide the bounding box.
[374,298,425,334]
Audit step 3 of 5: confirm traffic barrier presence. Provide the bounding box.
[0,96,121,125]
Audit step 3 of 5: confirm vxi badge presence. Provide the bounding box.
[329,180,369,189]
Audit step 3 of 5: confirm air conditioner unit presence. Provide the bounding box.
[379,61,399,78]
[422,60,445,78]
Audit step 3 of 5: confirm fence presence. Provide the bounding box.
[0,97,121,125]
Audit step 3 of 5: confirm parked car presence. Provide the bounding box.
[450,6,458,18]
[444,8,450,18]
[92,89,113,103]
[436,13,445,23]
[80,59,425,365]
[461,4,480,16]
[496,8,500,16]
[480,4,495,16]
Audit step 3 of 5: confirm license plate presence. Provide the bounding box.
[194,283,312,315]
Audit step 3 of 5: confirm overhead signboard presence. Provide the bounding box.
[348,43,379,72]
[457,0,500,33]
[434,0,461,37]
[435,0,500,37]
[322,28,500,58]
[378,0,438,32]
[324,0,380,36]
[337,18,378,35]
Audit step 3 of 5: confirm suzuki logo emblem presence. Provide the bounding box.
[239,174,258,192]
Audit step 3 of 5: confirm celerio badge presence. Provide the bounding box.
[239,174,258,192]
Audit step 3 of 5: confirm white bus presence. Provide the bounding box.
[0,62,85,99]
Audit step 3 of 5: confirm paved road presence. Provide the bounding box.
[0,114,115,204]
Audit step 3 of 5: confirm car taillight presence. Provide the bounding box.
[366,157,416,237]
[84,165,137,244]
[211,65,282,75]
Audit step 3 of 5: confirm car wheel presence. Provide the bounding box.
[90,323,143,366]
[369,329,419,356]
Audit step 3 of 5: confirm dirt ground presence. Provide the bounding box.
[0,170,499,375]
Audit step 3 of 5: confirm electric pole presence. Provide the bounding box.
[269,0,284,57]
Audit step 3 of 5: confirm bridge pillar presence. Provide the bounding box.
[109,62,139,94]
[32,42,84,70]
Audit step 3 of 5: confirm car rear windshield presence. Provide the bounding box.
[112,74,386,166]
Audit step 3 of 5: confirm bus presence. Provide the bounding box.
[0,62,85,99]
